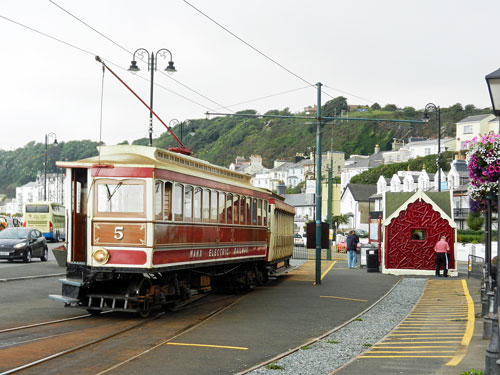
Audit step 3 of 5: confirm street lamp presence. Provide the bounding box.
[44,132,58,201]
[485,67,500,373]
[128,48,177,147]
[422,103,441,191]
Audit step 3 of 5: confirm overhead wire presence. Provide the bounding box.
[0,13,216,112]
[183,0,374,104]
[48,0,234,113]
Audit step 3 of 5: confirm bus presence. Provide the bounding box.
[23,202,65,242]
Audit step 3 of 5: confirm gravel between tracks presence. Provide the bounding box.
[248,277,427,375]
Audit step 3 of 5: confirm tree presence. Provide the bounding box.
[321,96,348,117]
[332,214,350,238]
[371,102,381,110]
[382,104,398,111]
[466,211,484,231]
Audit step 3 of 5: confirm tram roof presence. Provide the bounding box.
[57,145,271,193]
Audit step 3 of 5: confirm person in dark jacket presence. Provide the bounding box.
[346,230,359,268]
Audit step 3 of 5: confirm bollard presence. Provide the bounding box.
[484,290,496,340]
[486,313,500,375]
[483,285,490,317]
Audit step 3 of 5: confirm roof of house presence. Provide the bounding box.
[457,114,493,123]
[385,191,452,219]
[283,193,315,207]
[343,183,377,202]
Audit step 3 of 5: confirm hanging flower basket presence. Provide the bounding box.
[465,132,500,211]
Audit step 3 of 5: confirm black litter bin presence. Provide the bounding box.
[366,248,379,272]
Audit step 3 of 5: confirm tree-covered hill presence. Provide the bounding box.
[0,98,488,197]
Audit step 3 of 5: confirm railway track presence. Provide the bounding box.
[0,292,244,375]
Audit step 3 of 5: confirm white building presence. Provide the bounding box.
[456,114,498,151]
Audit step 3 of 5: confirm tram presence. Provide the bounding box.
[49,144,295,317]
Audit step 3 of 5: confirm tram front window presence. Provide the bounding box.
[96,181,145,214]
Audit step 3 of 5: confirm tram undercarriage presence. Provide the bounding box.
[51,260,271,318]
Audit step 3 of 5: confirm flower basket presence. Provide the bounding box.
[52,244,67,268]
[465,133,500,211]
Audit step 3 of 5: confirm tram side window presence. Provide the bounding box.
[246,197,251,225]
[164,182,172,220]
[184,186,193,222]
[210,191,218,223]
[229,194,235,224]
[232,195,240,224]
[154,181,163,219]
[263,201,268,226]
[239,196,246,225]
[194,187,202,222]
[173,183,183,221]
[252,199,257,225]
[257,199,262,225]
[202,189,210,223]
[219,192,226,223]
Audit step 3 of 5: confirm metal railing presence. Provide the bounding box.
[292,245,347,260]
[468,254,485,280]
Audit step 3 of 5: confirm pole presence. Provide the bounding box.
[315,82,322,285]
[148,51,155,147]
[437,106,441,192]
[327,159,333,261]
[44,134,47,201]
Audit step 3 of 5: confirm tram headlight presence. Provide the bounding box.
[93,249,110,264]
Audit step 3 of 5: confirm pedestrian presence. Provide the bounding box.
[434,235,450,277]
[346,230,359,268]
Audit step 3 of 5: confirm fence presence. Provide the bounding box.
[292,245,347,260]
[468,254,485,280]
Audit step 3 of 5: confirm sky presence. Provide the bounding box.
[1,0,500,151]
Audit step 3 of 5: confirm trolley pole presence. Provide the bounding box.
[315,82,323,285]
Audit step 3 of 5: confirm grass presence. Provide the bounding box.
[301,345,312,350]
[327,340,339,344]
[460,370,484,375]
[265,362,285,370]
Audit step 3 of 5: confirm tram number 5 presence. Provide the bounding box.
[114,226,124,240]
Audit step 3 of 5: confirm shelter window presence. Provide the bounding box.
[96,179,145,216]
[411,229,426,241]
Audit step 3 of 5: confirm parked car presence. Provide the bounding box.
[294,233,305,246]
[0,227,48,263]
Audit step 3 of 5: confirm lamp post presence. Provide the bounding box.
[128,48,177,147]
[422,103,441,191]
[44,132,58,201]
[486,67,500,374]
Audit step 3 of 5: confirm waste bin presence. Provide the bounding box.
[366,247,379,272]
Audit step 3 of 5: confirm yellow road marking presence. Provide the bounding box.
[166,342,248,350]
[359,355,453,358]
[313,261,337,285]
[446,279,475,366]
[320,295,368,302]
[373,346,457,349]
[368,350,455,354]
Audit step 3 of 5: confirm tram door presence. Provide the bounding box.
[71,168,88,262]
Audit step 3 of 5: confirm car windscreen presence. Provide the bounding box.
[25,204,49,213]
[0,229,29,239]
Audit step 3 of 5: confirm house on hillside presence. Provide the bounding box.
[341,145,384,192]
[340,183,377,230]
[456,114,498,151]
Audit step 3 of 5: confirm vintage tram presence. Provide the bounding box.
[49,145,295,317]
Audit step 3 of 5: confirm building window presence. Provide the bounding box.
[425,148,431,155]
[463,124,473,134]
[411,229,427,241]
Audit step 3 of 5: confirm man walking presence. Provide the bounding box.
[434,235,450,277]
[346,230,359,269]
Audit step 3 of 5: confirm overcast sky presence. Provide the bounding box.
[1,0,499,151]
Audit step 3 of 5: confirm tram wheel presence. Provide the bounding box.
[129,277,153,318]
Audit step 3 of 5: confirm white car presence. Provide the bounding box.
[294,233,305,246]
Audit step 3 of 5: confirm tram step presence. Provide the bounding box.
[59,278,84,287]
[48,294,80,304]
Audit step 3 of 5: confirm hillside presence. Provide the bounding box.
[0,99,488,197]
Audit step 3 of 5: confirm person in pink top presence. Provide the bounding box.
[434,235,450,277]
